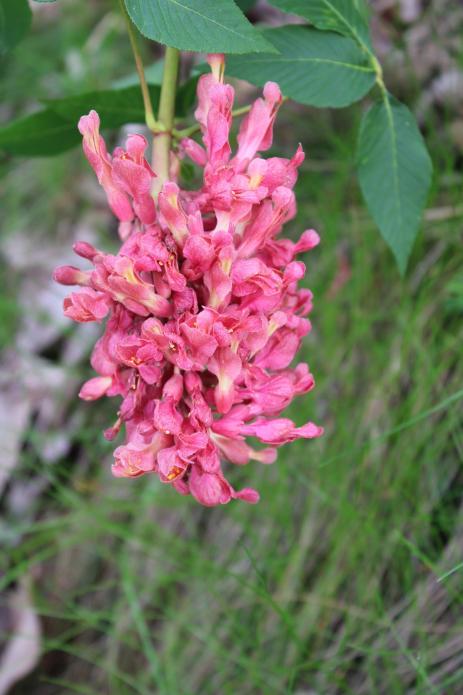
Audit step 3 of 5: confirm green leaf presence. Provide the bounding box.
[0,109,81,156]
[0,0,32,55]
[226,26,376,108]
[123,0,276,54]
[268,0,372,51]
[0,78,199,158]
[112,60,165,89]
[235,0,257,11]
[175,77,199,118]
[112,65,198,115]
[352,0,370,22]
[44,86,161,129]
[356,95,433,273]
[45,81,197,126]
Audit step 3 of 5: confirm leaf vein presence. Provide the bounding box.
[231,57,374,72]
[156,0,256,42]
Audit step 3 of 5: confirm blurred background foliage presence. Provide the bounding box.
[0,1,463,693]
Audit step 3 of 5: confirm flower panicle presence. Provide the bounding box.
[54,54,322,507]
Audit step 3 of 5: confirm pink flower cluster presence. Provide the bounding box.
[54,54,322,506]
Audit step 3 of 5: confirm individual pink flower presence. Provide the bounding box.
[63,287,111,322]
[79,376,113,401]
[55,53,323,507]
[78,111,157,237]
[78,111,134,225]
[112,134,156,225]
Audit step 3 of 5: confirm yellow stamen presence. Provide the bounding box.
[167,465,183,481]
[249,173,263,188]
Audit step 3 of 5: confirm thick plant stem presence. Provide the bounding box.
[119,0,157,133]
[152,47,180,190]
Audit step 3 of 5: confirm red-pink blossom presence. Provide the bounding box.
[55,54,323,506]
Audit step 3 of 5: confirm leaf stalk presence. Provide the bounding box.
[119,0,158,133]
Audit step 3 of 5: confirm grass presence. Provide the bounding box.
[2,3,463,694]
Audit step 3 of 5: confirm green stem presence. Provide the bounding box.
[152,46,180,186]
[370,54,387,95]
[119,0,157,133]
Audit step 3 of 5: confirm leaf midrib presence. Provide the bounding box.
[230,56,375,73]
[382,95,402,230]
[320,0,370,52]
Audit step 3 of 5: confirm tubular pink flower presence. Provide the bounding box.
[112,134,156,225]
[63,287,111,322]
[233,81,282,171]
[78,111,134,225]
[55,54,322,507]
[79,376,113,401]
[53,265,90,286]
